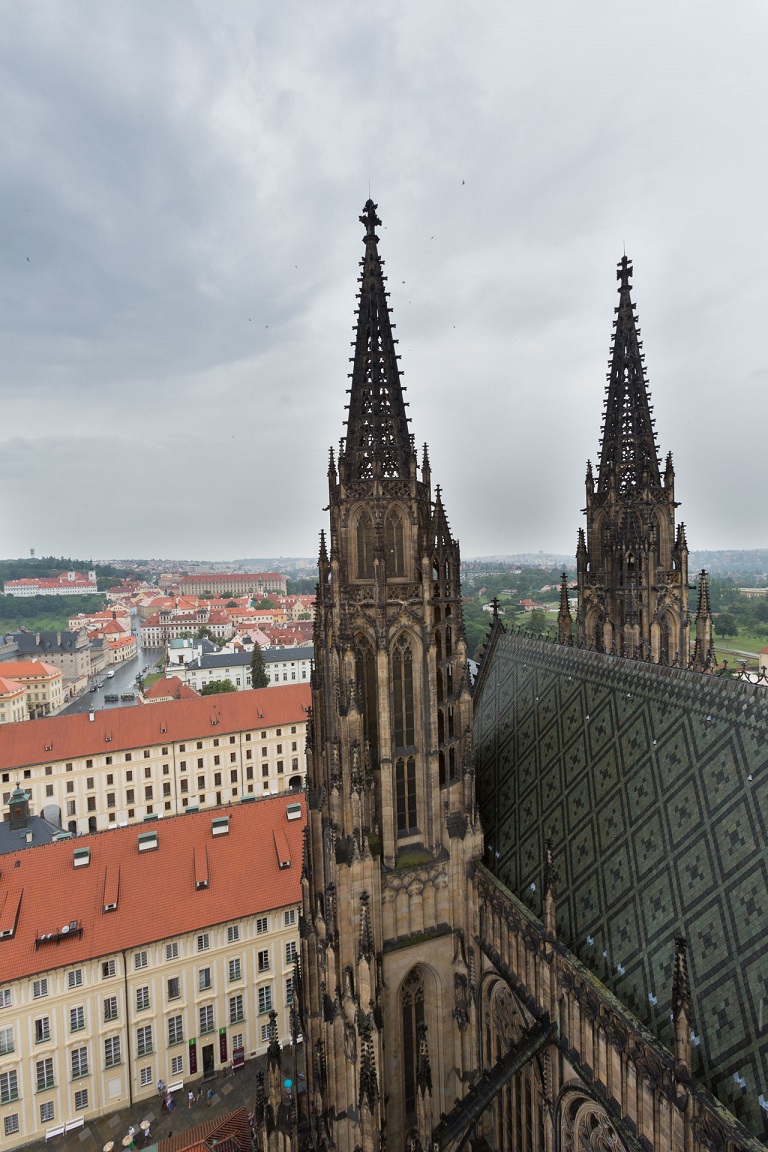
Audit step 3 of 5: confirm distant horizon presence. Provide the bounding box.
[4,547,768,568]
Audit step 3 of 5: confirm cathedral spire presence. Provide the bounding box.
[598,256,661,494]
[342,199,414,481]
[557,572,573,645]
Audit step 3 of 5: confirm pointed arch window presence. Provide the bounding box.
[355,637,378,765]
[386,511,405,576]
[356,512,374,579]
[396,756,417,835]
[401,968,425,1124]
[392,637,415,749]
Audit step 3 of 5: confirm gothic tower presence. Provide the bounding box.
[300,201,483,1152]
[577,256,690,662]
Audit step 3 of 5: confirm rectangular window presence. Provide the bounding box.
[180,779,188,793]
[229,958,241,982]
[171,1054,184,1077]
[86,758,93,768]
[277,760,283,774]
[102,960,116,979]
[4,1114,19,1136]
[258,949,270,972]
[40,1101,55,1124]
[70,1006,85,1032]
[126,789,135,803]
[35,1017,51,1043]
[231,1032,243,1052]
[258,986,272,1014]
[107,793,115,808]
[260,1023,270,1043]
[104,1036,121,1068]
[284,908,297,927]
[74,1088,88,1111]
[197,776,205,790]
[179,744,186,752]
[144,785,153,801]
[0,988,10,1008]
[136,1026,153,1057]
[87,797,96,812]
[126,770,133,782]
[199,968,211,992]
[167,977,180,1001]
[144,749,151,759]
[33,978,49,999]
[139,1067,153,1088]
[67,800,76,816]
[256,916,268,934]
[285,941,297,965]
[168,1015,184,1045]
[199,1005,214,1034]
[197,758,203,769]
[0,1027,13,1055]
[0,1070,18,1104]
[214,772,222,787]
[144,765,151,779]
[125,753,132,762]
[227,924,240,943]
[229,994,244,1025]
[197,933,209,952]
[262,764,269,778]
[68,969,83,990]
[214,755,220,766]
[136,986,150,1012]
[104,997,118,1023]
[71,1046,89,1079]
[286,976,294,1006]
[166,942,179,961]
[134,950,148,970]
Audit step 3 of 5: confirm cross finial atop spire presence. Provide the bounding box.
[360,198,381,239]
[617,254,633,290]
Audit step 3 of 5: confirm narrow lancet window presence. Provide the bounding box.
[356,513,374,579]
[386,511,405,576]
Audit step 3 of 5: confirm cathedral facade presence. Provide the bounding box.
[294,205,765,1152]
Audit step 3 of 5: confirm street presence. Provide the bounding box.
[59,642,165,716]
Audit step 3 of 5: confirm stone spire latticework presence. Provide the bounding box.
[577,257,690,664]
[342,199,413,482]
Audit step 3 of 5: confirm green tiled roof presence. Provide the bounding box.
[475,629,768,1140]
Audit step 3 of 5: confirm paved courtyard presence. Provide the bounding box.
[30,1048,306,1152]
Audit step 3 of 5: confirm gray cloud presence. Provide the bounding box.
[0,0,766,560]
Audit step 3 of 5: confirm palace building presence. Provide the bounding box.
[0,796,303,1148]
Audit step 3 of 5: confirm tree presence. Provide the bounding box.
[255,596,276,610]
[250,641,269,688]
[528,608,548,632]
[200,679,237,695]
[715,612,738,638]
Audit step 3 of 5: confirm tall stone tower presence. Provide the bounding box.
[577,256,690,662]
[300,200,483,1152]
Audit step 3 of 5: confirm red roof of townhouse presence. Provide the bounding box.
[100,618,127,635]
[0,676,25,697]
[0,683,311,771]
[142,676,199,701]
[107,636,136,650]
[0,660,62,680]
[161,1109,250,1152]
[0,794,305,982]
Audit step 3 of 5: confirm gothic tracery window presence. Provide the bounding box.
[356,512,374,579]
[401,969,425,1125]
[386,510,405,576]
[392,636,415,749]
[355,636,378,765]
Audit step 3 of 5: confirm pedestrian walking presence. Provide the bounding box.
[188,1090,194,1109]
[196,1084,204,1103]
[158,1079,165,1097]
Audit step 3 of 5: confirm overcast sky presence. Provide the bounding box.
[1,1,766,563]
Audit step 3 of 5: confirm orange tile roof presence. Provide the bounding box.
[0,683,310,770]
[161,1109,250,1152]
[0,676,25,697]
[0,794,305,982]
[0,660,62,680]
[143,676,199,701]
